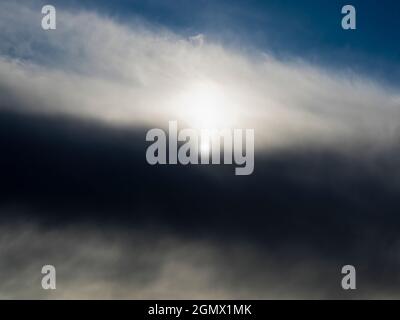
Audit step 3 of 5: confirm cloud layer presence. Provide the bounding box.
[1,1,400,299]
[0,1,399,150]
[2,221,399,299]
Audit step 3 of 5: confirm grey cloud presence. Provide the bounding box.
[2,221,398,299]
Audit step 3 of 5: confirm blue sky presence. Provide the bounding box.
[38,0,400,85]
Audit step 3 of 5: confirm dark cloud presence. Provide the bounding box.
[0,222,355,299]
[1,108,400,297]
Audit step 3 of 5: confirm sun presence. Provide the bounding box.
[176,82,235,130]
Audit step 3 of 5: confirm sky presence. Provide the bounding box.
[0,0,400,299]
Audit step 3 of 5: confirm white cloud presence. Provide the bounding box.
[0,0,399,153]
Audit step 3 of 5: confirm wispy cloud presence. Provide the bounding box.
[0,1,399,151]
[2,221,395,299]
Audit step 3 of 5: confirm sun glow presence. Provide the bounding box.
[200,140,211,154]
[176,82,237,130]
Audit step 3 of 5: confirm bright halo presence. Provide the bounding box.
[176,82,236,129]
